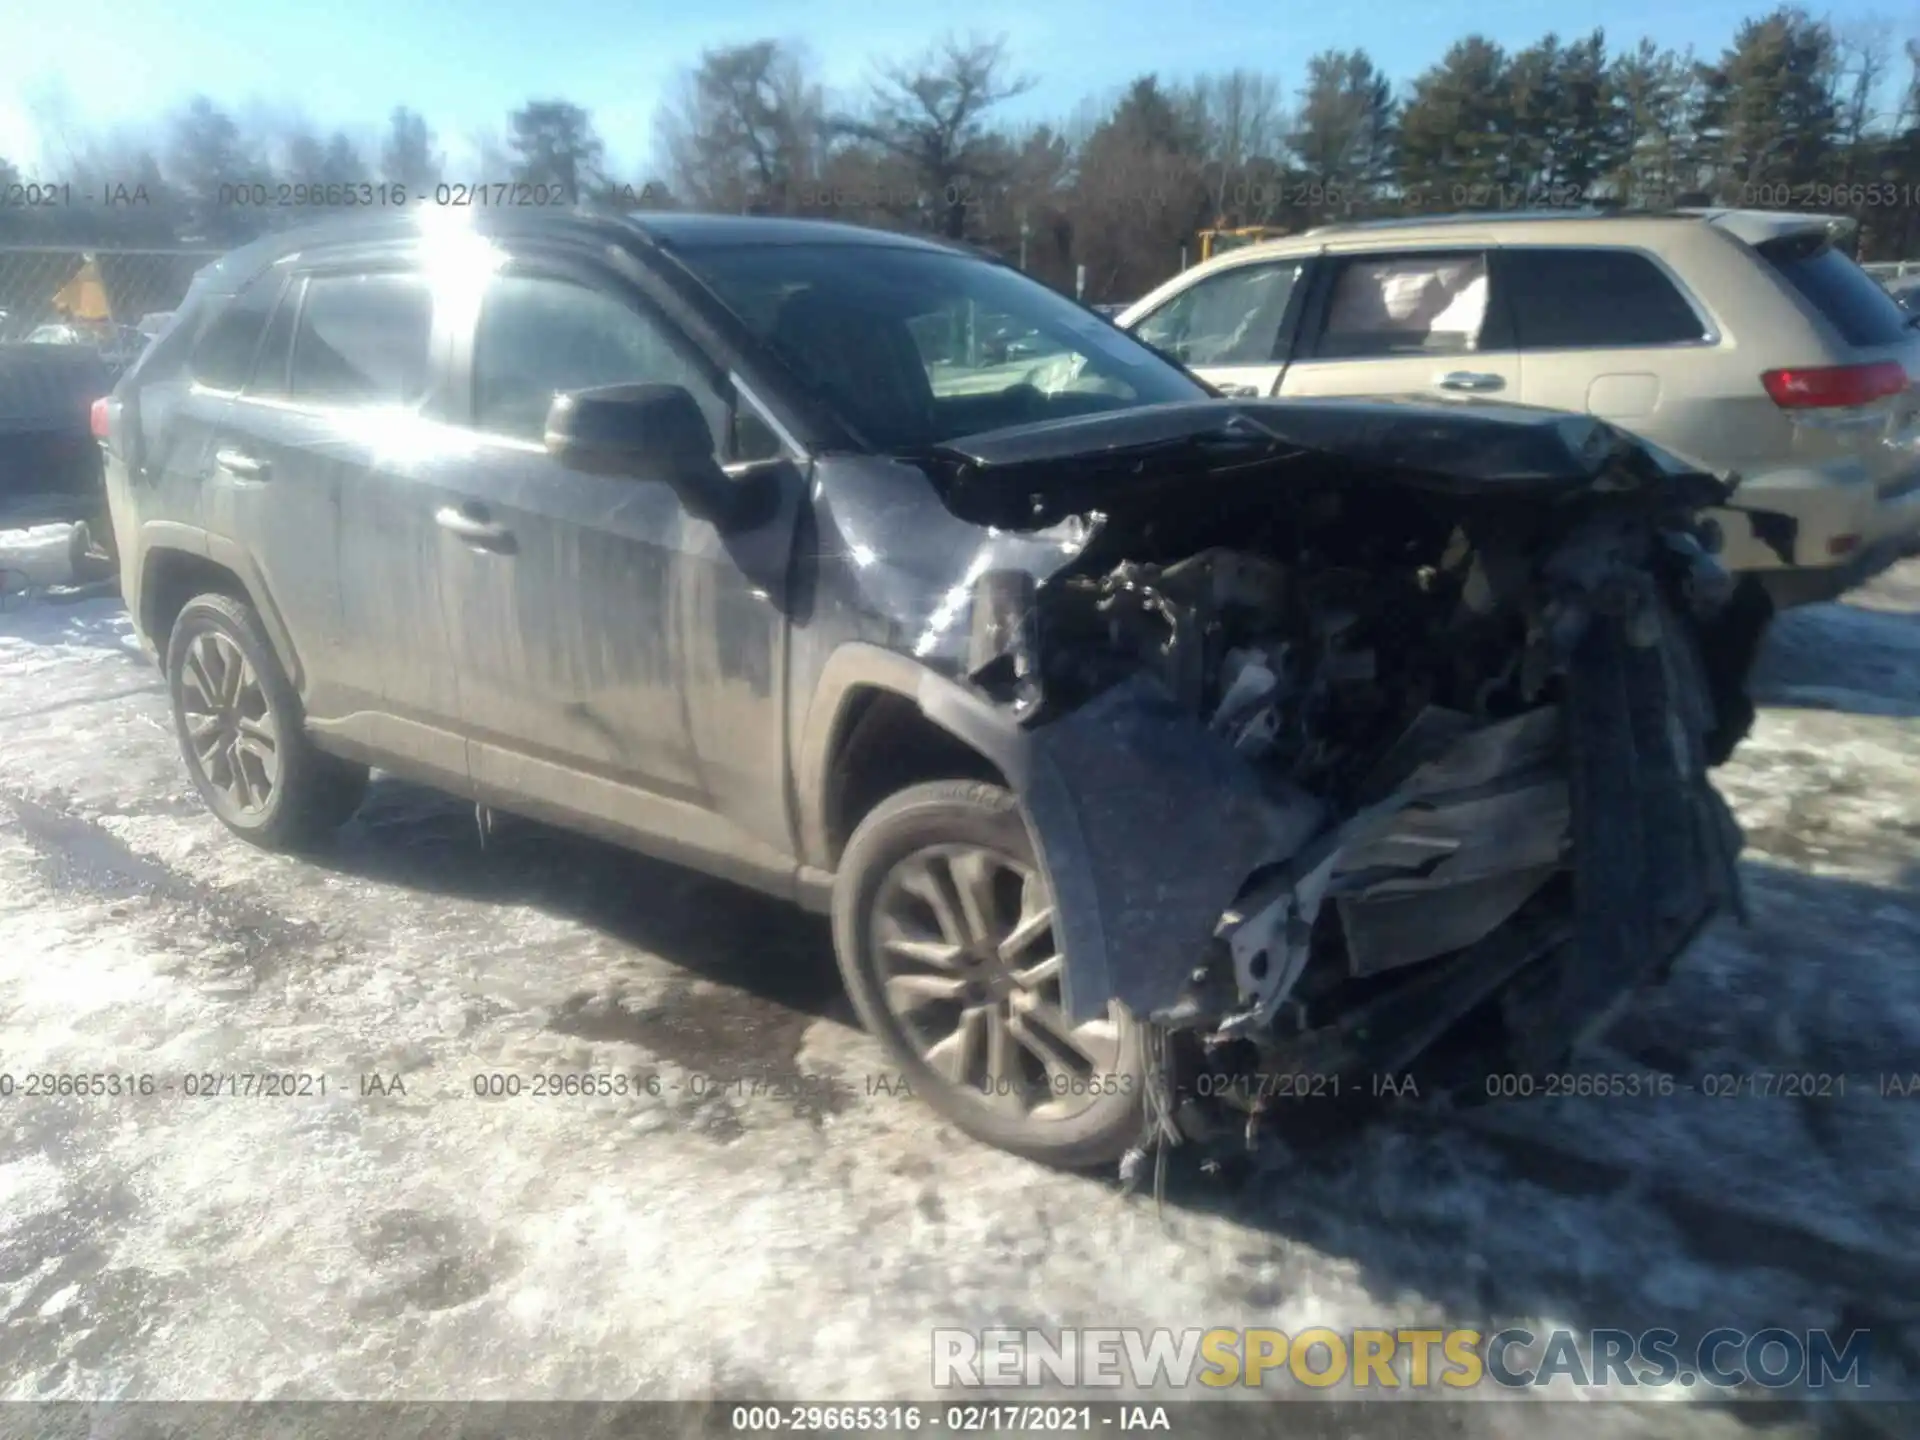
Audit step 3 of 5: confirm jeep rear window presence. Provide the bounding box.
[1759,233,1911,348]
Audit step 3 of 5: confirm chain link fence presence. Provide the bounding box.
[0,246,218,537]
[0,245,221,344]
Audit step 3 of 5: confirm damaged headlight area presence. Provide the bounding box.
[953,421,1763,1151]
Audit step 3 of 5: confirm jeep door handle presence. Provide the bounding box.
[214,448,268,478]
[1435,371,1505,393]
[435,506,515,553]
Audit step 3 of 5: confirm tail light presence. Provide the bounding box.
[1760,361,1909,410]
[90,397,109,440]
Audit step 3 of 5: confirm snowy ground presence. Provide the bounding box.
[0,523,1916,1436]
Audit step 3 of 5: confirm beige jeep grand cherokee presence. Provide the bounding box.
[1118,209,1920,606]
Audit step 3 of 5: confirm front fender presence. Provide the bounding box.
[793,643,1295,1023]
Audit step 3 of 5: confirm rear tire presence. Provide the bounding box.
[164,593,368,849]
[832,780,1146,1169]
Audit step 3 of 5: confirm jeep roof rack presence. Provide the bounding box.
[1300,205,1702,237]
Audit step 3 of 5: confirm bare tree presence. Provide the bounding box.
[1193,70,1286,225]
[1072,77,1211,300]
[832,34,1035,239]
[1831,19,1894,180]
[655,40,822,212]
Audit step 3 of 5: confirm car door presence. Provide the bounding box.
[1279,244,1521,402]
[436,257,806,886]
[141,267,291,551]
[197,268,365,725]
[1127,257,1311,395]
[276,260,471,792]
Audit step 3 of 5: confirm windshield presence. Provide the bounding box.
[673,242,1208,452]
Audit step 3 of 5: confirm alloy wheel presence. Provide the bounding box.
[179,629,280,817]
[870,842,1125,1123]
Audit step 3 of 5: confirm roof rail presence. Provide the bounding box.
[1301,205,1698,237]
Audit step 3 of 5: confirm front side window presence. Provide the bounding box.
[1501,249,1708,348]
[471,274,725,446]
[1134,261,1304,367]
[288,272,433,407]
[1316,252,1488,359]
[674,243,1208,453]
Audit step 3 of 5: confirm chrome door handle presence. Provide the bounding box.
[1435,371,1505,393]
[435,506,515,552]
[214,448,268,478]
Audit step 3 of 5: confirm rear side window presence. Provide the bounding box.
[1315,253,1489,358]
[1500,249,1708,348]
[1759,234,1912,348]
[189,273,284,390]
[289,272,433,406]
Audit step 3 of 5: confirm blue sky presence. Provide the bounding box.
[3,0,1913,178]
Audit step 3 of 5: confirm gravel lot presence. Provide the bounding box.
[1,537,1916,1437]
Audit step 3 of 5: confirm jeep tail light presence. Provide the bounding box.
[90,397,109,440]
[1761,361,1909,410]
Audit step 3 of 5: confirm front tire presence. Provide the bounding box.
[832,780,1146,1168]
[164,592,368,849]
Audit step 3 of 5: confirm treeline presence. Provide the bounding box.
[3,6,1918,301]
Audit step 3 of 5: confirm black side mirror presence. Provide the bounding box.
[545,383,745,525]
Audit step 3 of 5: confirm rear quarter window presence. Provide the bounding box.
[1499,248,1709,348]
[1759,234,1912,348]
[188,272,286,390]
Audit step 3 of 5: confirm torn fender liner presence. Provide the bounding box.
[1019,674,1324,1023]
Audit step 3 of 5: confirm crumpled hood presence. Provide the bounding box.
[928,397,1735,530]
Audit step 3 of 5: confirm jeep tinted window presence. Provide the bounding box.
[188,272,283,390]
[1759,233,1912,348]
[1501,249,1708,348]
[289,272,433,406]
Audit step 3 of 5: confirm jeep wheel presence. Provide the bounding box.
[832,780,1146,1168]
[165,593,368,848]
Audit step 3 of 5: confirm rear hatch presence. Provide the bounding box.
[1735,217,1920,526]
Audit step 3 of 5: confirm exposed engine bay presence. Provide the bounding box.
[930,399,1768,1155]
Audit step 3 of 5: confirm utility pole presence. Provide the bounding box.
[1019,210,1030,272]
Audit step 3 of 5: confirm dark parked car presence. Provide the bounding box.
[100,211,1763,1167]
[0,337,119,534]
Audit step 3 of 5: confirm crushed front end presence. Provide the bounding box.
[929,399,1769,1156]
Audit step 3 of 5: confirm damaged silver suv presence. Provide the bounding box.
[98,210,1767,1168]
